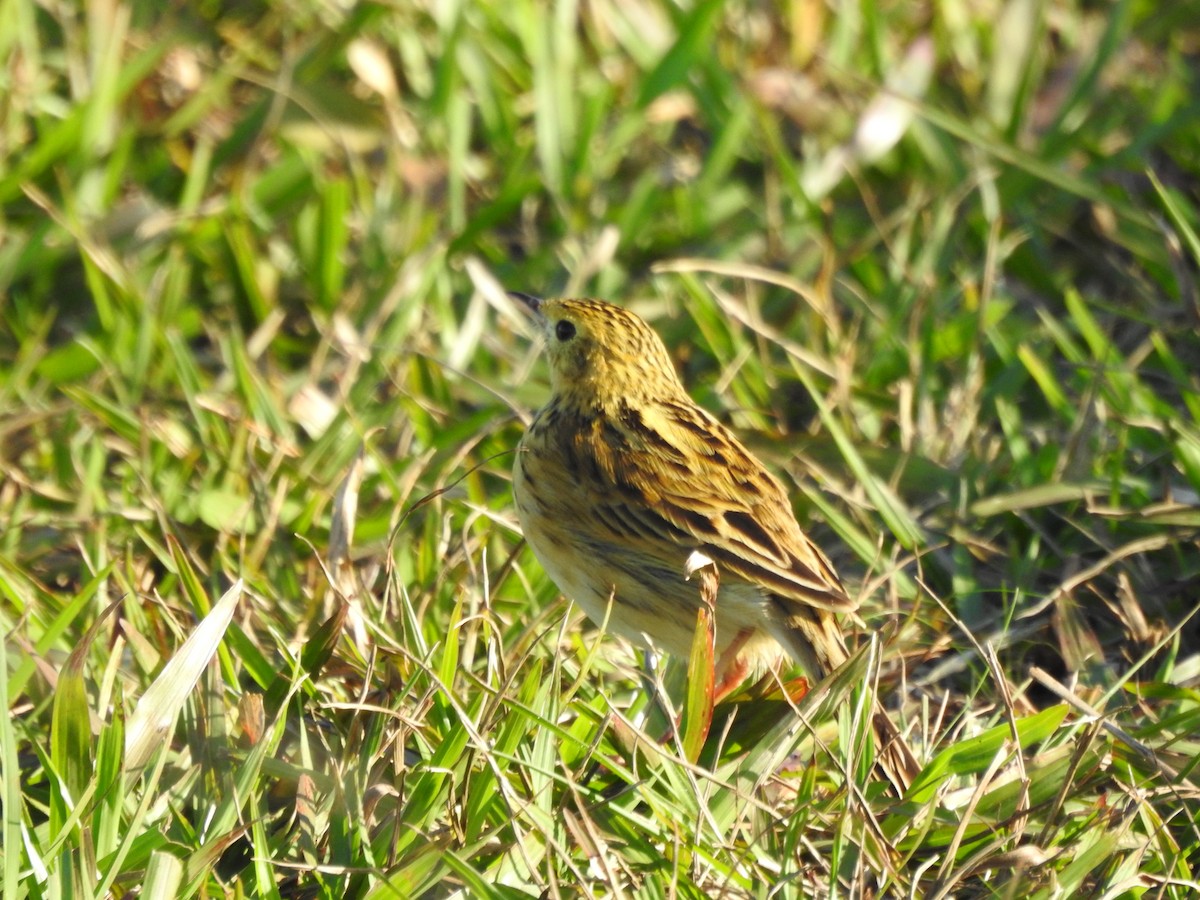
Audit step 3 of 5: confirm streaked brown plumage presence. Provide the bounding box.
[512,294,918,790]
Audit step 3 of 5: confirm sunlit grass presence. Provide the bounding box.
[2,0,1199,896]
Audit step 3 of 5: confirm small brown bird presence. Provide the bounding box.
[512,294,918,790]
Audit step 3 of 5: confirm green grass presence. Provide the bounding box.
[3,0,1200,895]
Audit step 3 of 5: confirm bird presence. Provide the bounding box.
[511,293,919,791]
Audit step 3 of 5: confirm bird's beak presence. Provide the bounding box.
[509,292,543,318]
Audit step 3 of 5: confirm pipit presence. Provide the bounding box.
[512,293,918,790]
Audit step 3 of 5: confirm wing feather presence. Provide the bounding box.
[568,399,855,614]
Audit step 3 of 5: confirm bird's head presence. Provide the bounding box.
[513,294,686,409]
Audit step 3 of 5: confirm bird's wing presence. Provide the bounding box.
[570,400,857,614]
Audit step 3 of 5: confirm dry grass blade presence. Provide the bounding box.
[125,580,243,773]
[1029,666,1199,792]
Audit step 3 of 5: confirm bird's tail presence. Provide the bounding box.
[872,707,920,794]
[782,604,921,794]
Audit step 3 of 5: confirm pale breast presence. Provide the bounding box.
[514,432,789,674]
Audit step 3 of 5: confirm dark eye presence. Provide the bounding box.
[555,320,576,341]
